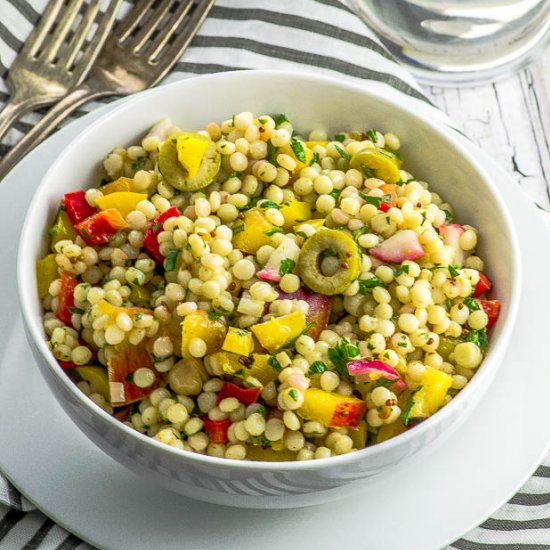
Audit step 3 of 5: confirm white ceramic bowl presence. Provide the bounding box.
[18,70,521,509]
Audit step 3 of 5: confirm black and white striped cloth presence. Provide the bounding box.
[1,1,549,549]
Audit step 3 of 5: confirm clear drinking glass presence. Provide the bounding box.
[351,0,550,85]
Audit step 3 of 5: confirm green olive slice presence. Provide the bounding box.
[158,132,220,191]
[298,229,361,295]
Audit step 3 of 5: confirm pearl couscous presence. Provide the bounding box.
[36,112,501,461]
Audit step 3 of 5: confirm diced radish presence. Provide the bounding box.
[439,224,465,266]
[278,286,331,340]
[371,230,425,263]
[347,359,406,392]
[257,237,300,283]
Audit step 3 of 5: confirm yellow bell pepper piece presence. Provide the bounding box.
[280,201,312,230]
[251,311,306,353]
[36,254,58,299]
[95,299,152,325]
[376,421,407,443]
[299,387,367,428]
[181,310,226,358]
[75,366,110,401]
[176,134,209,179]
[349,420,368,449]
[409,366,453,419]
[246,446,297,462]
[95,192,148,217]
[304,140,328,149]
[129,285,151,306]
[349,147,402,184]
[49,208,77,251]
[222,327,254,356]
[211,351,277,386]
[232,208,277,254]
[100,177,135,194]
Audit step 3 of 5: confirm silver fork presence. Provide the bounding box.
[0,0,122,143]
[0,0,214,181]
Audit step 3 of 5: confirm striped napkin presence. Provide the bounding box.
[1,1,548,549]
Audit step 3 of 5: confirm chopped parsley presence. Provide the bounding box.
[264,227,283,236]
[463,297,480,311]
[401,387,422,426]
[383,147,402,161]
[445,298,453,311]
[394,264,410,277]
[334,134,346,142]
[290,137,307,163]
[443,209,454,224]
[232,224,245,235]
[267,139,279,166]
[327,337,359,379]
[274,113,289,126]
[329,188,342,200]
[465,327,489,348]
[359,191,392,208]
[164,250,179,272]
[258,200,281,210]
[448,265,460,278]
[310,152,320,166]
[288,389,299,401]
[208,311,223,320]
[308,361,328,375]
[361,165,375,178]
[268,356,282,372]
[366,128,378,142]
[358,276,384,294]
[258,117,268,125]
[67,306,85,315]
[131,157,147,171]
[279,258,296,276]
[319,247,338,260]
[334,144,350,161]
[353,225,370,240]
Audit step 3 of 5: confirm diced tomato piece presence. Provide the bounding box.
[202,417,232,444]
[56,271,78,325]
[75,208,129,245]
[474,272,492,297]
[378,183,397,213]
[114,405,131,422]
[216,381,260,405]
[143,207,180,263]
[478,299,501,329]
[58,360,77,370]
[105,341,163,406]
[63,190,98,225]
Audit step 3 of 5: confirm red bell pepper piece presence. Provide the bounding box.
[216,381,261,405]
[75,208,129,245]
[105,340,163,406]
[474,272,492,297]
[56,271,78,325]
[143,207,180,263]
[378,183,397,213]
[63,190,98,225]
[202,417,232,444]
[478,299,501,329]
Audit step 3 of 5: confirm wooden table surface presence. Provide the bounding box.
[422,49,550,212]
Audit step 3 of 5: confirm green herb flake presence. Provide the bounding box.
[290,137,307,163]
[448,265,460,278]
[258,117,268,125]
[124,372,135,383]
[334,134,346,142]
[445,298,453,311]
[443,209,454,224]
[401,386,422,426]
[327,337,359,379]
[288,389,299,401]
[358,276,383,294]
[394,264,410,277]
[465,328,488,348]
[296,230,308,239]
[267,139,279,166]
[274,113,289,126]
[232,224,245,235]
[67,306,85,315]
[279,258,296,276]
[329,188,342,200]
[308,361,327,375]
[258,200,281,210]
[366,128,378,142]
[164,250,179,272]
[319,247,338,261]
[353,225,370,240]
[383,147,402,161]
[361,165,375,179]
[268,356,282,373]
[190,405,203,417]
[463,297,480,311]
[131,158,147,171]
[310,152,320,166]
[359,191,392,208]
[334,144,350,161]
[208,311,223,320]
[264,228,283,236]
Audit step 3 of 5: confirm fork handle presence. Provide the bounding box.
[0,86,108,181]
[0,95,47,145]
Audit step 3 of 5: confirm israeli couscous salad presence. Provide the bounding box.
[36,112,501,461]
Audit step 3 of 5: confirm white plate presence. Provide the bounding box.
[0,96,549,550]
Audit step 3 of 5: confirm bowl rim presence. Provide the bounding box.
[17,69,522,472]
